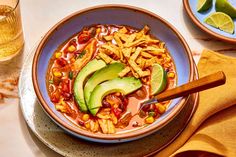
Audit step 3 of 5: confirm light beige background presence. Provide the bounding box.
[0,0,235,156]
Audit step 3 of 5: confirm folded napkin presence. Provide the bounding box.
[155,50,236,157]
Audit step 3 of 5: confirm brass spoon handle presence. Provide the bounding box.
[142,71,226,105]
[157,71,226,101]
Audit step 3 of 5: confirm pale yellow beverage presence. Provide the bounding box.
[0,0,24,61]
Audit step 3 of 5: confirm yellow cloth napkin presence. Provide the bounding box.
[155,50,236,157]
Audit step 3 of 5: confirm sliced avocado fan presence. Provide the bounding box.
[73,59,106,112]
[88,77,142,115]
[84,62,125,105]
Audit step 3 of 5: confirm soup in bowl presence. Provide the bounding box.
[32,5,194,143]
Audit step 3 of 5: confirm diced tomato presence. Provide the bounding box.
[88,27,96,37]
[141,104,150,112]
[120,96,128,111]
[69,39,77,47]
[135,87,147,99]
[62,92,72,100]
[78,32,90,44]
[148,104,156,111]
[78,120,84,126]
[51,91,60,103]
[51,96,59,103]
[56,58,67,67]
[59,79,72,100]
[61,79,70,93]
[112,107,122,118]
[102,99,111,108]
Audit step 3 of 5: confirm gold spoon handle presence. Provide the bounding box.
[142,71,226,105]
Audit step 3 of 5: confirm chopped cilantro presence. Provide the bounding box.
[69,71,73,80]
[148,111,156,117]
[77,50,87,59]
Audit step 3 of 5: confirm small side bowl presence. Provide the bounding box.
[32,5,194,143]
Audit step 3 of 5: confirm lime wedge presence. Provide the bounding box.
[216,0,236,18]
[204,12,235,34]
[150,64,167,95]
[197,0,213,12]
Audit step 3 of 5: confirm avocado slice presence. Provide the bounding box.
[88,77,142,115]
[84,63,125,105]
[73,59,106,112]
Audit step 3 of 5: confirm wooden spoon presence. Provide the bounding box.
[141,71,226,107]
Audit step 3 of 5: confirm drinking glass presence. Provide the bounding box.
[0,0,24,61]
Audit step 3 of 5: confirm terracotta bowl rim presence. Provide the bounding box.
[32,4,195,141]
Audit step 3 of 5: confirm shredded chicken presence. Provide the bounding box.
[71,39,97,70]
[98,119,116,134]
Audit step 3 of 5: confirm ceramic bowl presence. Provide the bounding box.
[32,5,194,143]
[183,0,236,43]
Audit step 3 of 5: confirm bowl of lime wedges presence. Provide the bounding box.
[184,0,236,43]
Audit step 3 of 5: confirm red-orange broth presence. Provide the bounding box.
[46,25,176,134]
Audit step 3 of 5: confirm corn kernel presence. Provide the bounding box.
[161,54,166,58]
[85,122,90,129]
[156,103,166,114]
[53,71,62,77]
[167,72,175,78]
[96,28,101,34]
[165,57,171,62]
[55,105,67,113]
[145,116,154,124]
[55,52,62,58]
[60,100,66,106]
[68,45,76,52]
[71,58,75,63]
[82,114,90,121]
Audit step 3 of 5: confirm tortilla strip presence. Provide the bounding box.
[109,43,123,61]
[124,37,146,47]
[98,119,108,134]
[125,33,136,45]
[145,34,160,42]
[130,47,142,61]
[130,67,140,78]
[114,33,123,48]
[136,57,142,64]
[159,42,165,49]
[143,46,165,55]
[140,70,150,77]
[103,35,113,41]
[146,50,165,56]
[118,67,131,77]
[144,57,159,68]
[107,120,116,134]
[101,44,120,58]
[99,47,113,55]
[139,58,146,69]
[98,52,115,64]
[117,33,129,42]
[119,27,128,34]
[128,60,143,77]
[122,47,132,58]
[143,46,165,52]
[141,51,153,58]
[136,25,150,39]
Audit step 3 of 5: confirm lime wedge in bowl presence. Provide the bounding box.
[197,0,213,12]
[204,12,235,34]
[216,0,236,18]
[150,63,167,95]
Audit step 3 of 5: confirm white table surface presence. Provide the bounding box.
[0,0,235,157]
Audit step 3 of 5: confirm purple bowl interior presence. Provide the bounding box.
[36,6,191,141]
